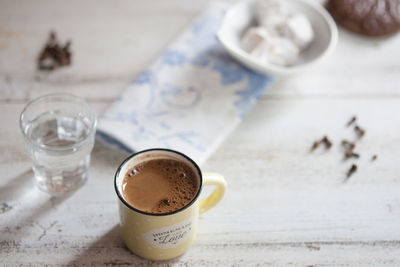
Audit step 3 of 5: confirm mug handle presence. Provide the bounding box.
[199,173,227,214]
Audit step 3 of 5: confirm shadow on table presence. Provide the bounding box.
[91,137,131,172]
[0,168,33,203]
[68,225,182,266]
[1,139,129,242]
[0,168,76,241]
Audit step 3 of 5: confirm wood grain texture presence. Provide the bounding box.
[1,0,400,266]
[1,0,399,102]
[2,99,400,266]
[0,0,210,101]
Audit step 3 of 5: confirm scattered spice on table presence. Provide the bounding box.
[311,116,377,181]
[321,136,332,149]
[311,136,332,151]
[354,125,365,138]
[311,140,320,151]
[342,140,355,151]
[37,31,72,71]
[344,150,360,159]
[346,164,357,179]
[347,115,357,127]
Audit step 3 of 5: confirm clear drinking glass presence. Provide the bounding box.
[19,93,97,196]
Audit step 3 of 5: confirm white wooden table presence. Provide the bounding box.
[1,0,400,266]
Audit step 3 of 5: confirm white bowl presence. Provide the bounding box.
[216,0,338,76]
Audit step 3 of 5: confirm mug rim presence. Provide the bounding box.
[114,148,203,217]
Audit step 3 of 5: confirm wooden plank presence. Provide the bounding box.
[1,97,400,265]
[1,0,400,265]
[268,30,400,99]
[0,0,399,102]
[2,235,400,266]
[0,0,209,100]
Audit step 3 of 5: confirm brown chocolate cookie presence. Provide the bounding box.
[327,0,400,37]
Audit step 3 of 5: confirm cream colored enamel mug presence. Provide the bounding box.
[114,148,226,260]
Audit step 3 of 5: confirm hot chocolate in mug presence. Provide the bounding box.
[114,148,227,260]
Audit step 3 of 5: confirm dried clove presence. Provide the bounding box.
[344,150,360,159]
[347,116,357,127]
[311,141,320,151]
[341,140,355,151]
[321,136,332,149]
[346,164,357,179]
[311,136,332,151]
[38,31,72,71]
[354,125,365,138]
[58,41,72,66]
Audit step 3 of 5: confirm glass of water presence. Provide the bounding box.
[19,93,97,196]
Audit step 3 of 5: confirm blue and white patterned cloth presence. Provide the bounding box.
[97,2,273,165]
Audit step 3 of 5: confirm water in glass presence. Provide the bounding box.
[23,110,95,195]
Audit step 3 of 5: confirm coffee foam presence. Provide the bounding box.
[121,158,200,214]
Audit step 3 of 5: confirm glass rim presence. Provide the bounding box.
[19,93,97,151]
[114,148,203,217]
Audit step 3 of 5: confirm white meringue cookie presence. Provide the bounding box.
[240,0,315,66]
[240,27,269,53]
[251,37,299,66]
[255,0,288,30]
[279,14,314,50]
